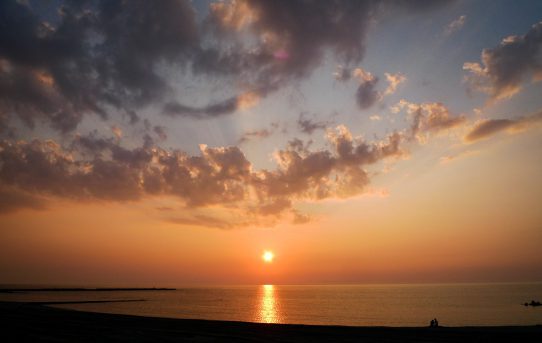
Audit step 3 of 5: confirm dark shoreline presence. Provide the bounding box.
[1,301,540,342]
[0,287,175,293]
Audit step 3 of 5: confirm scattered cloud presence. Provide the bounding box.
[338,68,405,110]
[238,124,278,144]
[439,150,480,165]
[384,72,407,95]
[464,110,542,142]
[444,15,467,36]
[463,21,542,101]
[355,70,381,109]
[297,113,332,134]
[392,100,467,141]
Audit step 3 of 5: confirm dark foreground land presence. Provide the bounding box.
[1,301,541,342]
[0,287,175,293]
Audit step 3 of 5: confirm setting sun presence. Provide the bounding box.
[262,251,274,263]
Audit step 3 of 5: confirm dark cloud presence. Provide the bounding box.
[335,67,405,109]
[463,21,542,100]
[163,97,238,119]
[0,0,198,132]
[0,0,452,130]
[238,128,273,144]
[153,126,168,141]
[465,111,542,142]
[209,0,375,78]
[356,76,381,109]
[297,113,332,134]
[200,0,451,114]
[333,65,352,82]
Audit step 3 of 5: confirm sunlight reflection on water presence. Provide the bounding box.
[257,284,281,323]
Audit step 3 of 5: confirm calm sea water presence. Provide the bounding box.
[2,283,541,326]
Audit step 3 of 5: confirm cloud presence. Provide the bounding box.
[0,124,405,224]
[163,97,239,119]
[444,15,466,36]
[384,72,406,95]
[333,65,352,82]
[0,0,199,132]
[0,0,452,131]
[356,78,381,109]
[238,127,273,144]
[0,186,47,213]
[340,68,405,110]
[353,68,381,109]
[163,90,265,119]
[111,126,122,140]
[392,100,467,141]
[464,110,542,142]
[297,113,332,134]
[439,150,479,165]
[168,214,237,230]
[153,126,167,141]
[463,21,542,100]
[256,126,404,201]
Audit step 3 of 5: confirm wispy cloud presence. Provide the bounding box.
[238,123,279,144]
[465,110,542,142]
[297,113,333,134]
[444,15,467,36]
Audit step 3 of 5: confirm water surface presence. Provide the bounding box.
[2,283,541,326]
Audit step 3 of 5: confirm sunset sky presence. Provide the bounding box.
[1,0,542,286]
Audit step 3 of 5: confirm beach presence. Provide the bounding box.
[2,301,540,342]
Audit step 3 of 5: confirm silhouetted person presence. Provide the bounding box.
[434,318,439,327]
[429,319,435,327]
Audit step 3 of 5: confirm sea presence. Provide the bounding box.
[1,283,541,327]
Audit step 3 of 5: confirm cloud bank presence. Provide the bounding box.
[0,125,405,226]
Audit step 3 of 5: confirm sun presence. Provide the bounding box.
[262,250,274,263]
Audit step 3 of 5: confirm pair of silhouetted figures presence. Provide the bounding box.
[524,300,541,307]
[429,318,439,328]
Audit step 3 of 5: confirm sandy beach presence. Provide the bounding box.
[1,301,540,342]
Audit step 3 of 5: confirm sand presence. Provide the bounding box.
[1,301,540,342]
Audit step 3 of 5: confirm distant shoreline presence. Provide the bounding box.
[1,301,541,342]
[0,287,175,293]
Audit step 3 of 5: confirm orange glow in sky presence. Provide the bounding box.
[1,1,542,287]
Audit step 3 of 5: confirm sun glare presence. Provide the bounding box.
[262,250,274,263]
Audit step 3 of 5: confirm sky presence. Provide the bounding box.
[1,0,542,286]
